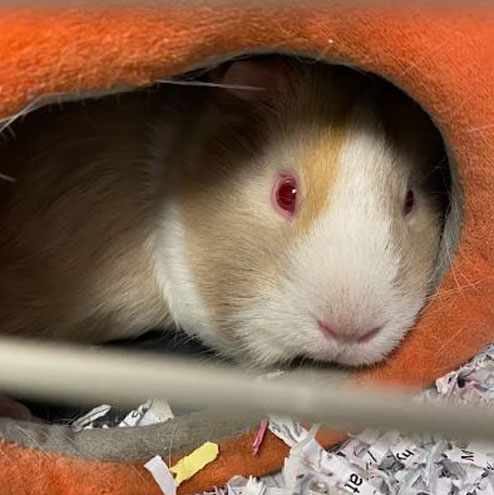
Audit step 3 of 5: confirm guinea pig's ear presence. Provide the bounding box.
[210,59,286,101]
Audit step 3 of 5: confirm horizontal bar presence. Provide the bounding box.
[0,336,491,442]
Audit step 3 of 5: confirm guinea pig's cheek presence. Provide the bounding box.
[151,199,222,347]
[224,288,313,365]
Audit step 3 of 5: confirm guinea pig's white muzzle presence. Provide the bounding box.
[282,205,414,366]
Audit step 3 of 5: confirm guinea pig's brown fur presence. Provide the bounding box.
[0,93,170,342]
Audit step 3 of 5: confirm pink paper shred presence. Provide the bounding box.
[252,419,269,455]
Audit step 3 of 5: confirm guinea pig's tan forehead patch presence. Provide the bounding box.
[293,101,353,237]
[271,64,368,238]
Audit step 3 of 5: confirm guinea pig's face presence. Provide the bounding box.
[240,127,443,367]
[159,60,446,367]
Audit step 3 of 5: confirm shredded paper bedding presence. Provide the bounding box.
[234,344,494,495]
[74,344,494,495]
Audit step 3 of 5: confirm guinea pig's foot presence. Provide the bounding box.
[0,396,35,421]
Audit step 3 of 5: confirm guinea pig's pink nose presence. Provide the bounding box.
[317,321,381,343]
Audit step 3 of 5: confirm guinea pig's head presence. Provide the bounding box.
[160,58,448,367]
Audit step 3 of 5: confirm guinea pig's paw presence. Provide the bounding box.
[0,396,34,421]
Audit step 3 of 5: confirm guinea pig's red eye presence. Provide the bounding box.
[403,189,415,216]
[273,174,298,218]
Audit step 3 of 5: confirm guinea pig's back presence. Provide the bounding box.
[0,90,172,341]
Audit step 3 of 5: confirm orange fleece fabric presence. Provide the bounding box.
[1,2,494,494]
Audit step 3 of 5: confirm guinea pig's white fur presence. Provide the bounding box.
[0,57,446,367]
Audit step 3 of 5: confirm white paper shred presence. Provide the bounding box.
[244,477,267,495]
[227,476,250,495]
[144,455,178,495]
[214,344,494,495]
[72,399,173,431]
[118,399,174,427]
[268,416,310,447]
[138,399,174,426]
[71,404,112,431]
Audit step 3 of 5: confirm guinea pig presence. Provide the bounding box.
[0,56,448,368]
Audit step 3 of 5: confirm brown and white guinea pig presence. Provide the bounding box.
[0,57,448,368]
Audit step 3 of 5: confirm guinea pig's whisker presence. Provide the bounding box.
[156,79,265,92]
[425,280,485,301]
[0,172,15,183]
